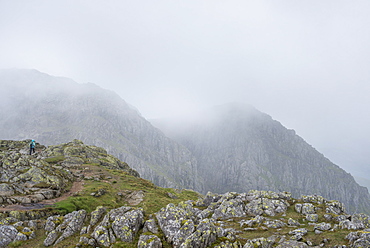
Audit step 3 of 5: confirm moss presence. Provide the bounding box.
[7,241,24,247]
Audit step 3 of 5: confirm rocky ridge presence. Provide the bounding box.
[0,139,138,208]
[1,140,370,247]
[153,103,370,214]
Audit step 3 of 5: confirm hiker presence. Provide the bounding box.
[29,139,36,155]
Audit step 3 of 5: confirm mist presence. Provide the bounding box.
[1,1,370,180]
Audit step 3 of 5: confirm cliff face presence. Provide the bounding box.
[153,103,370,214]
[0,69,203,192]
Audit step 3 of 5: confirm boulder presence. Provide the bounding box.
[138,234,162,248]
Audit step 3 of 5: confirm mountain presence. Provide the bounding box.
[1,69,369,214]
[0,69,203,192]
[1,139,370,248]
[151,103,370,214]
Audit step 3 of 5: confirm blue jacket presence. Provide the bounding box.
[30,140,36,148]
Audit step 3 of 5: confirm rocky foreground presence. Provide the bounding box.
[1,140,370,247]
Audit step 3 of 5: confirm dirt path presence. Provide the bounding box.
[0,181,84,211]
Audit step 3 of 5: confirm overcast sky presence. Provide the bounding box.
[1,0,370,177]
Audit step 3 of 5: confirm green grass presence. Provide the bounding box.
[43,156,66,164]
[53,164,200,216]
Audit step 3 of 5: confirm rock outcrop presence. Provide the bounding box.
[2,189,370,247]
[0,139,139,209]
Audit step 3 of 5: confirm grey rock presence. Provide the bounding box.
[0,184,15,196]
[275,240,308,247]
[111,208,144,242]
[263,219,286,229]
[289,228,308,240]
[314,222,332,231]
[240,215,265,228]
[288,218,301,226]
[44,230,59,247]
[90,206,107,226]
[138,235,162,248]
[213,198,246,219]
[245,197,288,217]
[143,219,159,234]
[326,201,346,215]
[306,214,319,222]
[14,232,28,241]
[301,195,326,205]
[340,220,365,230]
[243,237,275,248]
[180,219,218,248]
[91,225,111,247]
[301,203,316,214]
[44,215,58,232]
[352,213,370,228]
[0,225,18,248]
[214,240,242,248]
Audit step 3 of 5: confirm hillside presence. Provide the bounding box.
[152,103,370,214]
[0,69,203,192]
[1,139,370,248]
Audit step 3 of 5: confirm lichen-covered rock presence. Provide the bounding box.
[91,224,111,247]
[90,206,107,226]
[275,240,308,247]
[111,208,144,242]
[247,190,291,201]
[196,192,222,207]
[243,237,275,248]
[351,213,370,229]
[43,210,87,246]
[138,234,162,248]
[305,214,318,222]
[289,228,308,240]
[314,222,332,231]
[180,218,218,248]
[43,230,59,247]
[346,231,370,247]
[156,201,198,244]
[326,201,346,215]
[143,219,159,234]
[14,232,28,242]
[240,215,265,228]
[44,215,59,232]
[214,240,242,248]
[0,183,15,196]
[78,236,97,247]
[212,198,246,219]
[288,218,301,226]
[126,190,145,205]
[301,195,326,205]
[296,203,316,215]
[0,225,19,248]
[245,197,288,217]
[340,220,366,230]
[264,219,286,229]
[339,214,370,230]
